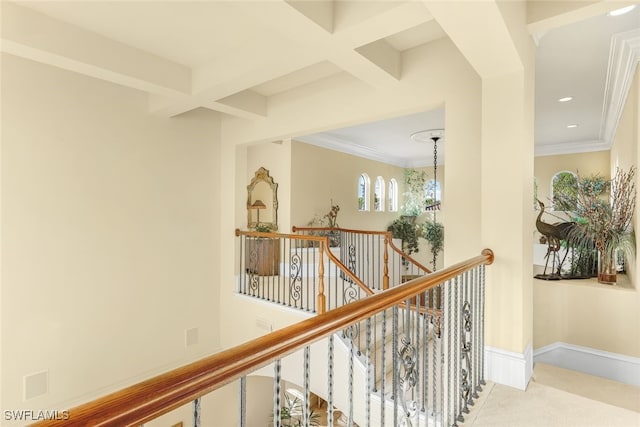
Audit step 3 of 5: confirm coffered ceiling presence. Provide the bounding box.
[2,1,638,167]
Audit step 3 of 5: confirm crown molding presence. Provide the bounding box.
[600,28,640,146]
[295,133,445,168]
[535,139,609,157]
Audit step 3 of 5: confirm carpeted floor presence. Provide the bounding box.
[464,363,640,426]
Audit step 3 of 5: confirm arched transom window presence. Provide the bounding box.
[388,179,398,212]
[358,173,370,211]
[374,176,385,212]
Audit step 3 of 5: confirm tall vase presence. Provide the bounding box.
[597,249,617,284]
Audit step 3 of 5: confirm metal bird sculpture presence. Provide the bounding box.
[535,200,575,279]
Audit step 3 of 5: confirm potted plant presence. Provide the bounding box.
[422,220,444,270]
[271,392,320,427]
[567,167,636,284]
[401,168,427,219]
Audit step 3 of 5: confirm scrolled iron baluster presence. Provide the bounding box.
[473,266,481,398]
[397,335,418,426]
[461,299,472,414]
[343,284,359,305]
[289,252,302,302]
[348,243,357,275]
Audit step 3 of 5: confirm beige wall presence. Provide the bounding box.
[534,280,640,358]
[290,141,405,231]
[1,54,222,413]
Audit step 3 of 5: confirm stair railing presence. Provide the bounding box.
[236,229,373,314]
[30,249,493,427]
[292,226,432,290]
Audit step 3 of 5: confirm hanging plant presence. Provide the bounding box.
[387,217,420,256]
[422,220,444,261]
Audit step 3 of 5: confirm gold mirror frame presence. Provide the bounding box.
[247,167,278,230]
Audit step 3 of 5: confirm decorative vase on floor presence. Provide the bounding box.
[597,250,616,284]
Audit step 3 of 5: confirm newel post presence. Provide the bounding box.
[317,239,326,314]
[383,233,390,290]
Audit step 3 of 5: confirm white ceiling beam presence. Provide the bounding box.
[242,0,403,88]
[422,0,523,78]
[355,40,401,80]
[0,2,191,97]
[215,90,268,119]
[285,0,334,33]
[334,1,435,48]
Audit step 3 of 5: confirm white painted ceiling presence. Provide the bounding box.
[3,1,639,167]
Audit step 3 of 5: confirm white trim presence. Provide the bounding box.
[533,342,640,387]
[534,140,609,157]
[600,29,640,147]
[484,342,533,390]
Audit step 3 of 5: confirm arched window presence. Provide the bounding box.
[388,179,398,212]
[374,176,385,212]
[425,179,441,209]
[358,173,370,211]
[551,171,578,211]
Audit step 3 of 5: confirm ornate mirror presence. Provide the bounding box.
[247,167,278,230]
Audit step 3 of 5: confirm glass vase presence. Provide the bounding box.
[597,249,617,284]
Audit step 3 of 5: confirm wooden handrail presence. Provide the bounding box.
[292,226,433,275]
[30,249,493,427]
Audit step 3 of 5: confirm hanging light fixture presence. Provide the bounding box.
[411,128,444,270]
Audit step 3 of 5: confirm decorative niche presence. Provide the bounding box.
[247,167,278,230]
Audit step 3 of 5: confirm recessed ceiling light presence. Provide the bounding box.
[558,96,573,102]
[567,124,578,128]
[608,5,636,16]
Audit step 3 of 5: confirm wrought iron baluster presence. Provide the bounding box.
[328,336,334,426]
[473,266,482,397]
[347,325,355,427]
[304,346,310,427]
[274,360,281,427]
[393,305,399,427]
[366,318,372,427]
[480,265,486,386]
[239,376,246,427]
[192,397,201,427]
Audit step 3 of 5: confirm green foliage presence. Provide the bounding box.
[388,217,420,256]
[567,168,636,275]
[401,168,427,216]
[422,220,444,259]
[254,223,273,233]
[275,393,320,427]
[552,172,579,211]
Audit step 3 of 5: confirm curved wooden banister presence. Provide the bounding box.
[292,225,389,236]
[292,226,433,275]
[321,244,375,297]
[30,249,493,427]
[386,235,433,274]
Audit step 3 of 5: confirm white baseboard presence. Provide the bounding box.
[533,342,640,387]
[484,342,532,390]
